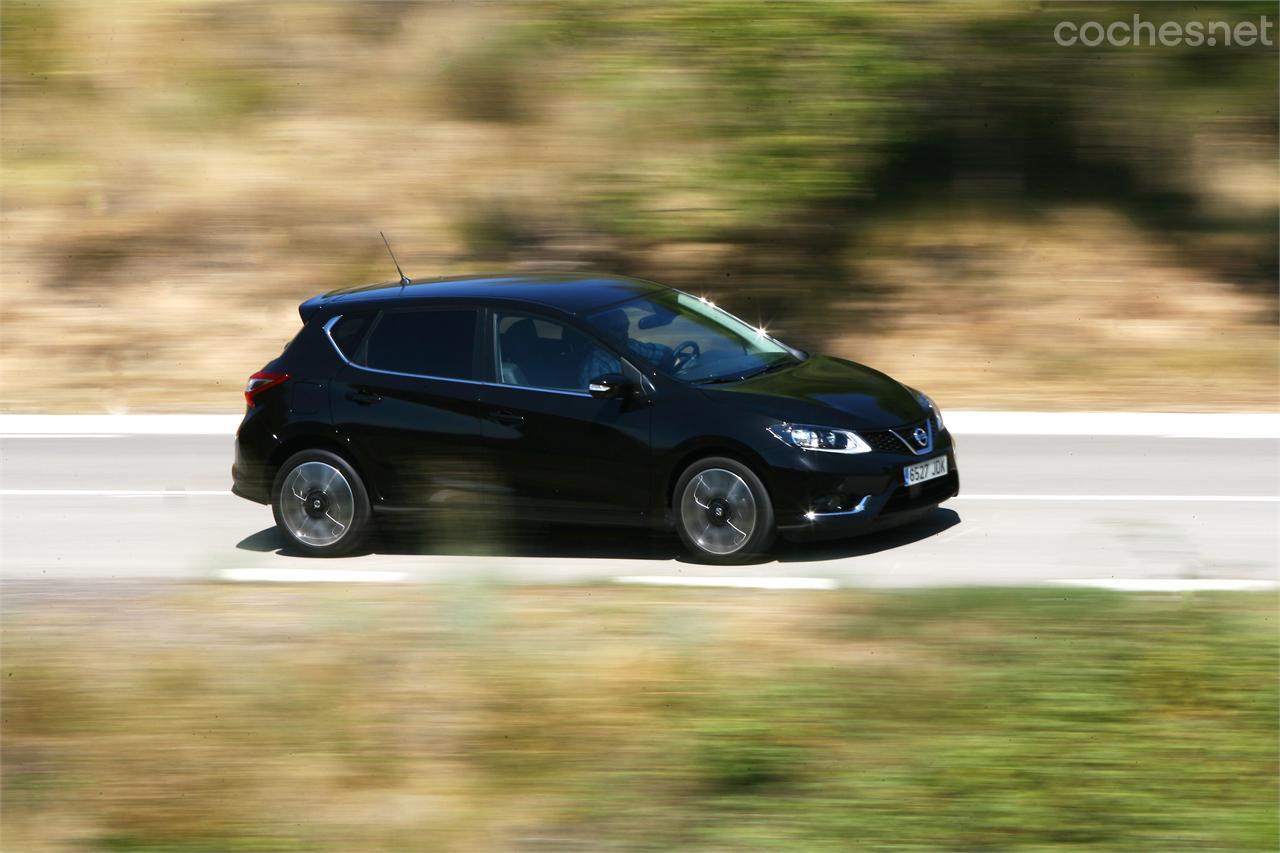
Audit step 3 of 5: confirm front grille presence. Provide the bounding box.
[862,418,932,455]
[862,429,907,454]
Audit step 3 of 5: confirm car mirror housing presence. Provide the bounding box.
[588,373,629,399]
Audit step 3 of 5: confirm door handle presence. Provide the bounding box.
[490,409,525,427]
[345,389,382,405]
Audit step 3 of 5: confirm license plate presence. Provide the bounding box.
[904,455,948,486]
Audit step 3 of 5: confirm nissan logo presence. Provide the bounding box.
[912,427,928,447]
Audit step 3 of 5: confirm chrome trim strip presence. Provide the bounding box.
[491,383,592,398]
[805,495,871,520]
[321,313,345,347]
[361,365,488,386]
[323,313,592,397]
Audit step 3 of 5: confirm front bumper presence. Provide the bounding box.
[770,434,959,540]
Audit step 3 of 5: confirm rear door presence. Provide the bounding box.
[478,309,652,524]
[329,304,489,507]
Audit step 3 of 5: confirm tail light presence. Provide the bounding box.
[245,371,289,407]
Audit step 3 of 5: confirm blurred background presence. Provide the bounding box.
[3,584,1277,852]
[3,4,1279,852]
[2,0,1276,412]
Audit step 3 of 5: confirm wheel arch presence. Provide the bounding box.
[662,439,775,512]
[266,432,373,498]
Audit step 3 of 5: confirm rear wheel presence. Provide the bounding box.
[674,456,775,563]
[271,449,371,557]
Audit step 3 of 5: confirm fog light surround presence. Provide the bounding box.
[804,494,871,520]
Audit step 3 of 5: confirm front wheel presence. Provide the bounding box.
[674,456,775,564]
[271,449,371,557]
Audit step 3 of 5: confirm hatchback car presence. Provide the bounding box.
[233,274,958,563]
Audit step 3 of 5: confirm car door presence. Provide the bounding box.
[329,304,490,507]
[478,308,653,525]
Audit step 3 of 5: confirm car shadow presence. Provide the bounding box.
[235,507,961,564]
[235,523,683,560]
[235,526,287,552]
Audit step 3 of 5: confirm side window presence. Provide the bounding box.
[363,308,479,380]
[494,312,620,392]
[327,314,372,362]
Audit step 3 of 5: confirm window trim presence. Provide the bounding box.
[323,308,644,396]
[324,312,375,365]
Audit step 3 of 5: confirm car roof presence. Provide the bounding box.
[309,273,671,317]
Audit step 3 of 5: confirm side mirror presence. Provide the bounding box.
[588,373,629,399]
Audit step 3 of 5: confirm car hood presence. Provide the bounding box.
[698,355,925,430]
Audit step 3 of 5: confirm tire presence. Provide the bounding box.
[271,449,372,557]
[673,456,776,564]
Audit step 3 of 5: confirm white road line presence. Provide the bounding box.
[0,489,230,497]
[947,411,1280,438]
[218,573,1280,591]
[106,493,229,499]
[220,568,409,583]
[956,494,1278,502]
[0,434,126,439]
[614,576,838,590]
[1052,578,1278,592]
[0,415,240,435]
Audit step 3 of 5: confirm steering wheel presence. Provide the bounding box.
[669,340,702,374]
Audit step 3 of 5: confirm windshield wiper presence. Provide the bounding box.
[739,357,799,380]
[694,357,798,385]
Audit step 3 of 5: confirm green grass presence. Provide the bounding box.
[2,585,1275,851]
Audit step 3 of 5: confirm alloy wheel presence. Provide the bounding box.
[279,461,355,547]
[679,467,758,556]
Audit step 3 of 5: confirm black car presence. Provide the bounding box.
[233,274,958,563]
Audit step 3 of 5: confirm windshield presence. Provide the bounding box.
[583,290,802,383]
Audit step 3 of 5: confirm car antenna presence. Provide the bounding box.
[380,231,412,287]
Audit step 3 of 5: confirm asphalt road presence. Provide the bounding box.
[1,432,1277,587]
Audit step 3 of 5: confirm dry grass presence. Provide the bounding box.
[1,2,1275,412]
[844,208,1280,411]
[2,583,1276,852]
[4,202,1275,412]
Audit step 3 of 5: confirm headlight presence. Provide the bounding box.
[767,423,872,454]
[910,389,944,431]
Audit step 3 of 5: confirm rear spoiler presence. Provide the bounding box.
[298,294,328,324]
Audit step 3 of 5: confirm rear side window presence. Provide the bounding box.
[362,308,479,380]
[328,314,372,361]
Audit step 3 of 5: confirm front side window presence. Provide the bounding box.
[362,307,478,379]
[494,312,620,392]
[583,290,800,383]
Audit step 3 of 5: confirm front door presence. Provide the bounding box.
[478,310,652,525]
